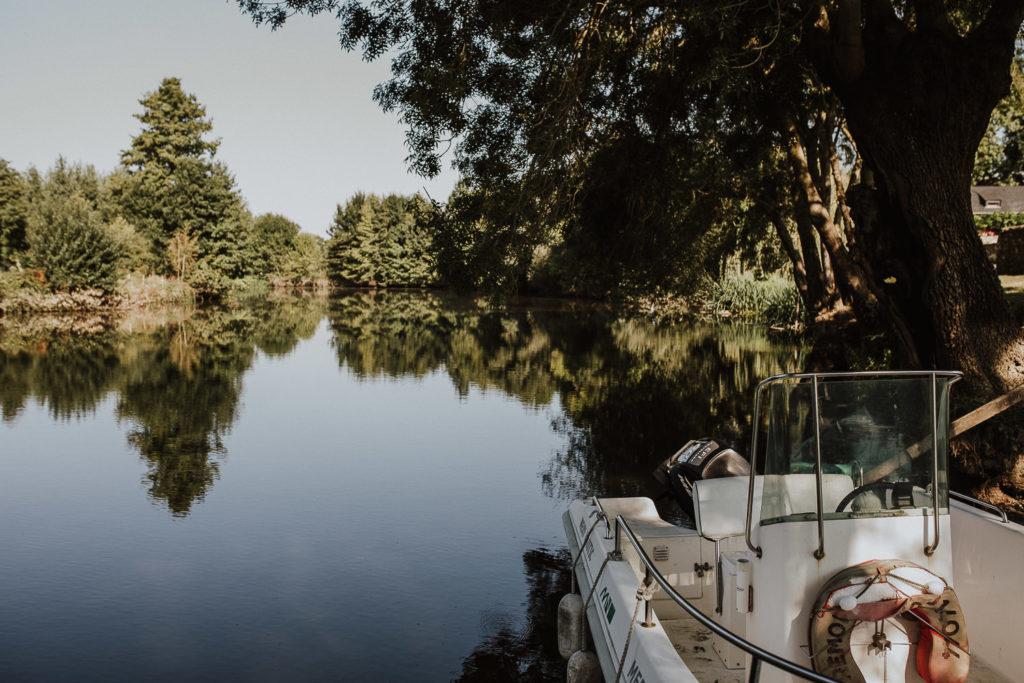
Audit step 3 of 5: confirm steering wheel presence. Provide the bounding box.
[835,481,898,512]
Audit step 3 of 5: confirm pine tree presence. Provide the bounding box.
[121,78,219,172]
[327,193,381,285]
[113,78,245,277]
[327,193,436,287]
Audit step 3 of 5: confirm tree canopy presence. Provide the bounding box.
[238,0,1024,367]
[975,56,1024,185]
[326,192,434,286]
[239,0,1024,498]
[21,159,136,291]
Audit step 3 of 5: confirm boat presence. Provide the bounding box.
[559,371,1023,683]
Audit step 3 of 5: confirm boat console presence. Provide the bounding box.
[740,372,962,683]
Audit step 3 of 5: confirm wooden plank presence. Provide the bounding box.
[950,383,1024,438]
[863,382,1024,483]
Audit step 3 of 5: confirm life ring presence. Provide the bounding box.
[808,559,969,683]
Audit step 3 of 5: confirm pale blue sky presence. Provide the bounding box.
[0,0,459,237]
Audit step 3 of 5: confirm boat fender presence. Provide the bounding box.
[808,559,969,683]
[558,593,586,660]
[566,650,601,683]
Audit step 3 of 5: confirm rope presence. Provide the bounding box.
[614,578,657,683]
[580,553,614,639]
[570,510,607,594]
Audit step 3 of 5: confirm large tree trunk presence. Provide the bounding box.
[807,1,1024,499]
[787,119,923,358]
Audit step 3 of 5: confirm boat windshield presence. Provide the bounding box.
[754,373,958,526]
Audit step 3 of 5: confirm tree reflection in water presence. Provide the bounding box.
[0,295,326,516]
[329,291,805,502]
[454,547,571,682]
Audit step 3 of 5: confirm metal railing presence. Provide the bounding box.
[950,490,1009,523]
[613,514,838,683]
[744,370,963,560]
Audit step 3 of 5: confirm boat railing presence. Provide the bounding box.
[613,514,838,683]
[950,490,1009,523]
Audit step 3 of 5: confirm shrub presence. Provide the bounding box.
[226,276,270,303]
[116,273,195,308]
[186,261,231,298]
[975,212,1024,233]
[26,193,121,291]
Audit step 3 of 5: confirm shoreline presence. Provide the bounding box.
[0,281,806,334]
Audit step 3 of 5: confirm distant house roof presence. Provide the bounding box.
[970,186,1024,214]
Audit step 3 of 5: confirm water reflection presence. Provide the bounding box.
[0,327,122,421]
[0,295,326,516]
[327,291,806,501]
[454,547,571,682]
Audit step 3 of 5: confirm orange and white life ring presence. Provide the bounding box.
[808,559,968,683]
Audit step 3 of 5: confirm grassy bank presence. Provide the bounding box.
[0,272,195,315]
[0,271,334,317]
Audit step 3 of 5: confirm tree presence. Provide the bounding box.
[327,193,382,285]
[253,212,301,274]
[23,159,124,291]
[113,77,247,278]
[0,159,28,268]
[326,193,434,286]
[279,232,328,286]
[379,193,435,285]
[168,226,199,279]
[804,3,1024,395]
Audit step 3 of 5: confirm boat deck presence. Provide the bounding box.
[662,615,743,683]
[662,613,1011,682]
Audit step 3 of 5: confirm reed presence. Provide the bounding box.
[701,272,801,327]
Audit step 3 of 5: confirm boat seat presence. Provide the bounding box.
[759,473,855,521]
[693,476,762,540]
[597,497,700,539]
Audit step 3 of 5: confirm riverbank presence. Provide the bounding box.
[0,271,333,318]
[0,272,194,316]
[5,271,1020,338]
[1,269,799,328]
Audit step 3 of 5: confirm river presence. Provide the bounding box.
[0,291,805,681]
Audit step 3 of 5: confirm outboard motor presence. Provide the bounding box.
[654,439,750,522]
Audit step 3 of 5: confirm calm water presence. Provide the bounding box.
[0,292,805,681]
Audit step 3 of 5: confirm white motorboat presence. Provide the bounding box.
[560,371,1023,683]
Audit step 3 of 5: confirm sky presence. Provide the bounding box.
[0,0,460,237]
